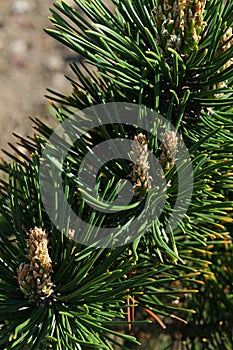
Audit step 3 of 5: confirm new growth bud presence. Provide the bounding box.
[159,131,178,171]
[214,26,233,94]
[16,227,53,303]
[153,0,206,55]
[131,133,152,200]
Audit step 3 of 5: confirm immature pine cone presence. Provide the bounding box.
[131,133,152,200]
[159,131,178,171]
[16,227,53,303]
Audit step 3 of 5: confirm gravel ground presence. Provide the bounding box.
[0,0,75,158]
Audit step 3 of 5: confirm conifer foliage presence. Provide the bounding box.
[0,0,233,349]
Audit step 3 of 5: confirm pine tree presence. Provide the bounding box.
[0,0,233,349]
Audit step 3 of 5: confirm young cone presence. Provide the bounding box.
[16,227,53,303]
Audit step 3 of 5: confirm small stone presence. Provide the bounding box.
[51,73,67,90]
[44,55,64,71]
[9,39,29,67]
[10,39,28,55]
[11,0,30,15]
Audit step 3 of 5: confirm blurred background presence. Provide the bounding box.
[0,0,74,158]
